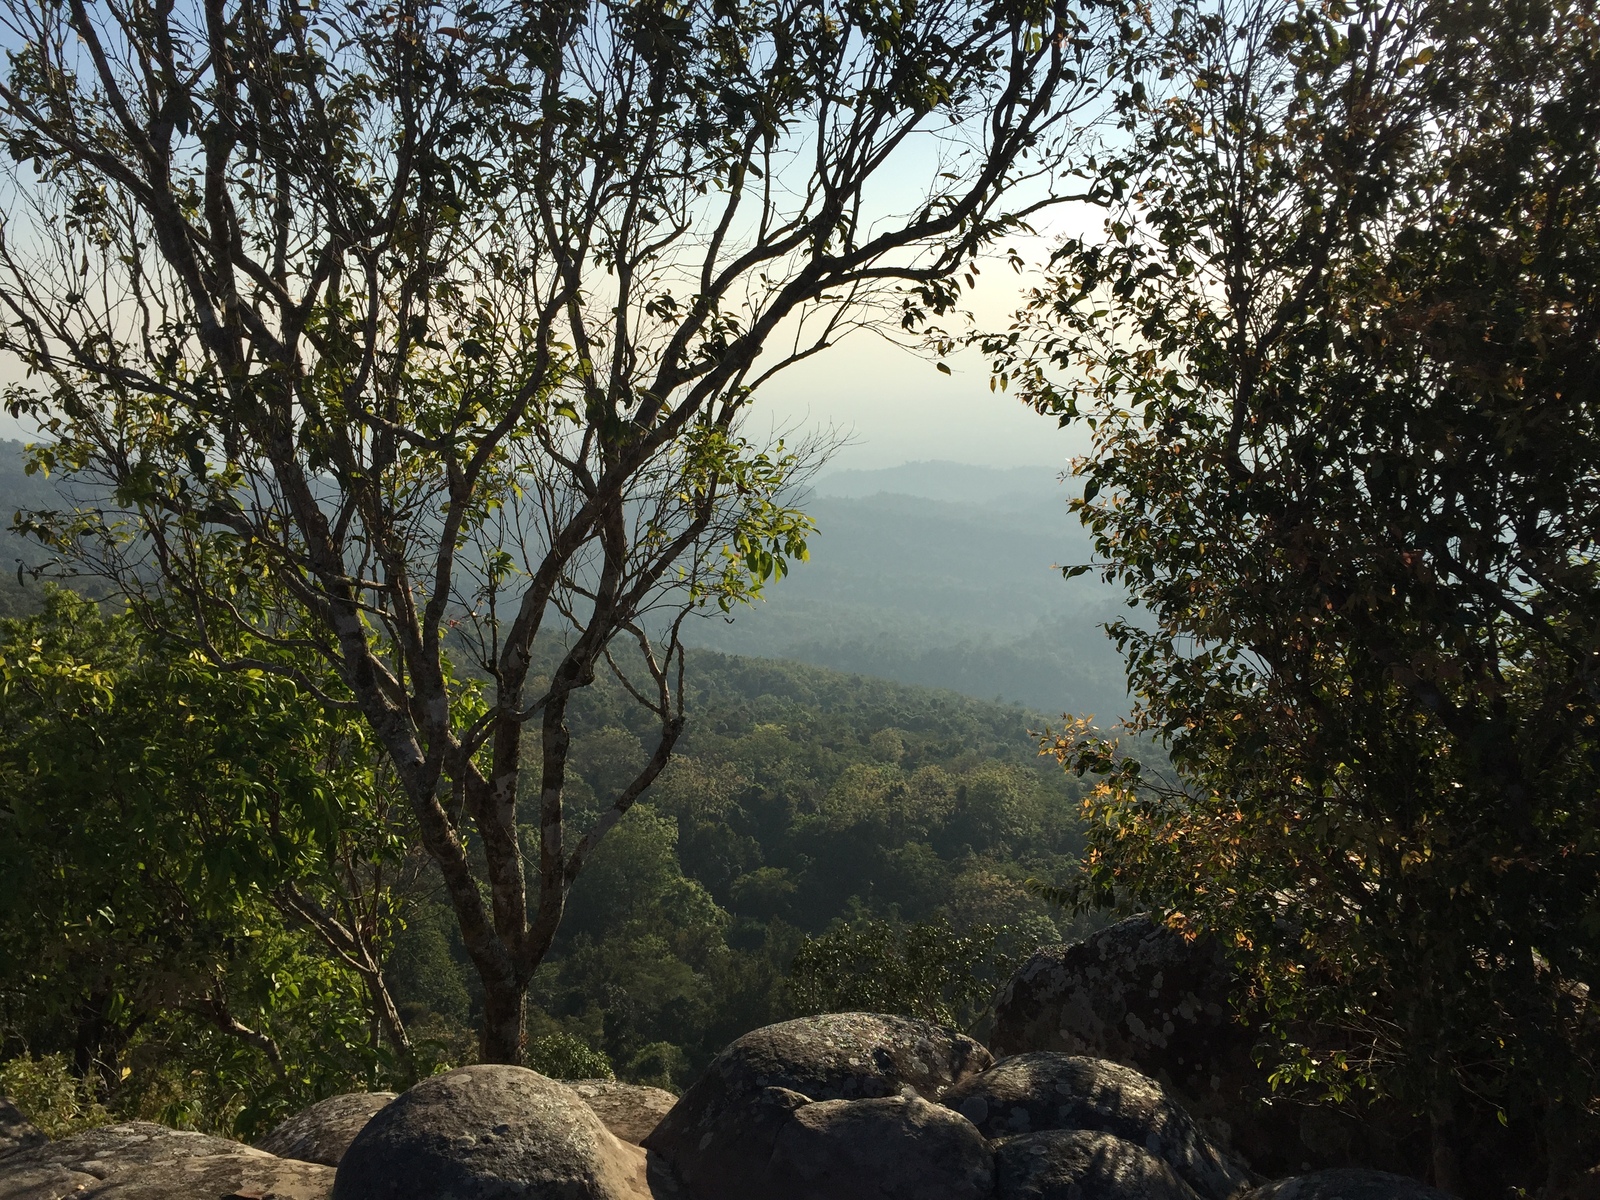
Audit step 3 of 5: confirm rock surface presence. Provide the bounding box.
[332,1064,650,1200]
[645,1012,991,1200]
[568,1081,678,1146]
[0,1098,45,1163]
[767,1094,993,1200]
[0,1120,334,1200]
[255,1091,396,1167]
[1241,1169,1454,1200]
[943,1053,1250,1200]
[996,1129,1204,1200]
[990,918,1252,1117]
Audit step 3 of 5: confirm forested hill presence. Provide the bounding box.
[397,647,1089,1087]
[680,460,1133,721]
[0,439,67,617]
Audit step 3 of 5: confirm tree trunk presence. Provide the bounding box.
[1430,1095,1463,1196]
[480,978,526,1065]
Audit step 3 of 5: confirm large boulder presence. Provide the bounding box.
[990,918,1311,1173]
[1240,1169,1453,1200]
[0,1121,334,1200]
[996,1129,1205,1200]
[0,1097,45,1162]
[767,1094,993,1200]
[567,1081,678,1146]
[943,1053,1250,1200]
[991,918,1254,1126]
[331,1064,649,1200]
[645,1012,992,1200]
[988,922,1450,1183]
[255,1091,396,1166]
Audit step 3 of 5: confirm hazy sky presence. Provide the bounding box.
[755,334,1081,472]
[0,236,1094,473]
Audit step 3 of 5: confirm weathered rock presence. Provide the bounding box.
[255,1091,396,1167]
[767,1094,994,1200]
[645,1012,992,1200]
[0,1097,45,1162]
[332,1064,650,1200]
[1240,1169,1453,1200]
[991,918,1251,1116]
[996,1129,1203,1200]
[990,918,1302,1171]
[987,922,1445,1182]
[568,1081,678,1146]
[943,1053,1250,1200]
[0,1120,334,1200]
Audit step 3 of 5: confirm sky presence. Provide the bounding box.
[752,332,1082,473]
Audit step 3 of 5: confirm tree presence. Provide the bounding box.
[0,589,415,1134]
[992,0,1600,1189]
[0,0,1143,1062]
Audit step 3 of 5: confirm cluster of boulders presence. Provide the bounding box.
[1,917,1465,1200]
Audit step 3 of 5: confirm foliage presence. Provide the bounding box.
[788,918,1024,1032]
[526,1032,613,1082]
[0,1053,109,1139]
[0,0,1143,1063]
[0,589,420,1137]
[989,0,1600,1187]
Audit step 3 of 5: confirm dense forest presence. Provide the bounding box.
[0,578,1088,1136]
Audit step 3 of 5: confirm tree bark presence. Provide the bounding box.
[480,977,526,1065]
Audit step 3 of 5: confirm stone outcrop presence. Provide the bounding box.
[995,1129,1203,1200]
[990,918,1259,1151]
[255,1091,397,1167]
[567,1081,678,1146]
[1241,1169,1454,1200]
[0,1098,44,1163]
[644,1012,992,1200]
[0,1121,334,1200]
[331,1064,651,1200]
[768,1093,994,1200]
[944,1053,1251,1200]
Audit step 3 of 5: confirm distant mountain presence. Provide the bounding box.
[0,445,1137,717]
[681,460,1134,720]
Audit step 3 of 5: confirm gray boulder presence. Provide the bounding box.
[990,918,1251,1111]
[1241,1170,1453,1200]
[567,1081,677,1146]
[990,918,1284,1168]
[768,1094,993,1200]
[645,1012,992,1200]
[0,1097,45,1162]
[255,1091,396,1166]
[0,1120,334,1200]
[997,1129,1203,1200]
[331,1064,650,1200]
[943,1053,1251,1200]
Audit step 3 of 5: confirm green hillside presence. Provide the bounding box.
[683,462,1134,719]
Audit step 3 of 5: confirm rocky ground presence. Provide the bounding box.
[0,919,1467,1200]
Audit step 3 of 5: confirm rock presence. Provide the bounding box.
[568,1081,678,1146]
[645,1012,992,1200]
[943,1053,1250,1200]
[0,1120,334,1200]
[331,1064,650,1200]
[990,918,1295,1170]
[254,1091,396,1167]
[991,918,1252,1116]
[767,1094,994,1200]
[0,1097,45,1162]
[996,1128,1203,1200]
[1240,1169,1453,1200]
